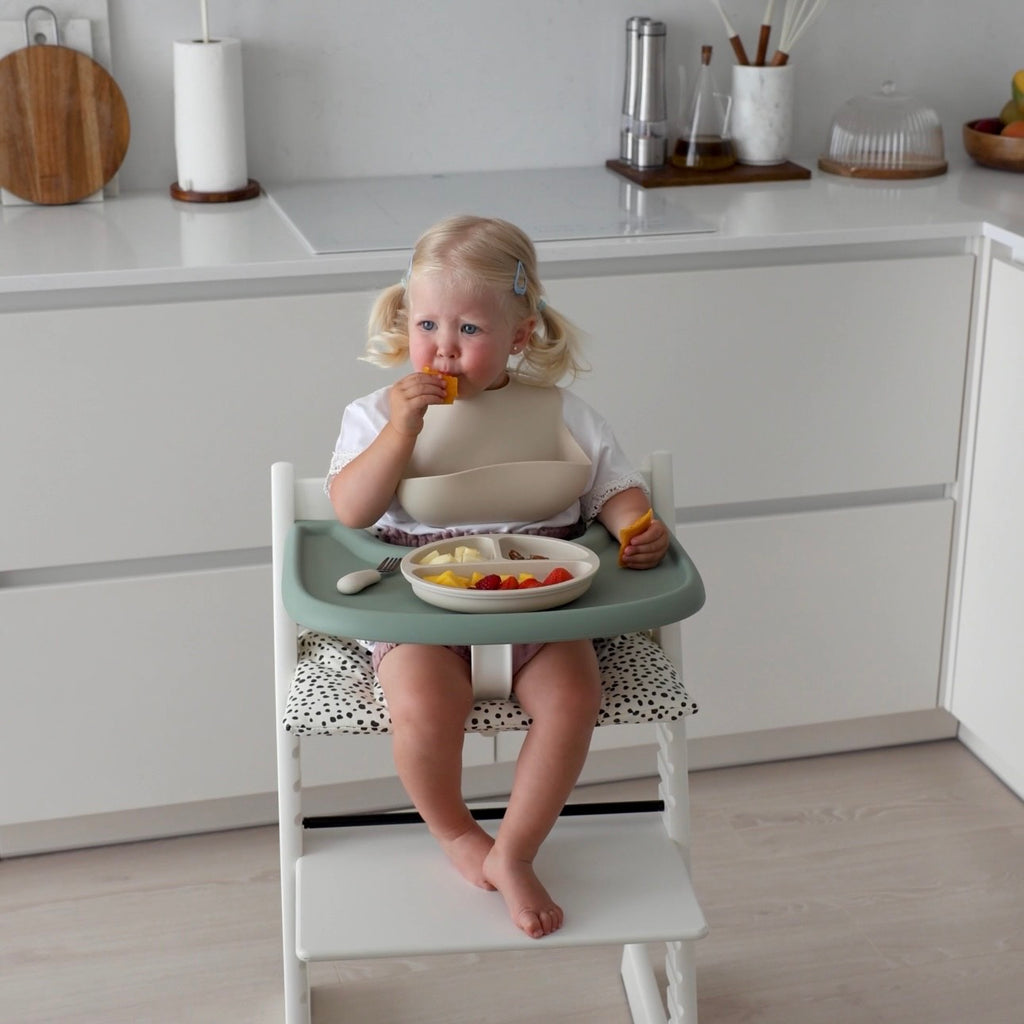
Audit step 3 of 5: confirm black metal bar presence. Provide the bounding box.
[303,798,665,830]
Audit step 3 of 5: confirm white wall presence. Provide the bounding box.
[110,0,1020,190]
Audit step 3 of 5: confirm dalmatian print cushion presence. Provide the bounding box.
[283,630,698,736]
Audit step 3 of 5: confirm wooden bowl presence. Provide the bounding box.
[963,120,1024,172]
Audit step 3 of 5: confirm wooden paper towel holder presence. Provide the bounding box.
[170,178,261,202]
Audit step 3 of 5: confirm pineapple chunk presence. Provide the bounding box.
[423,570,470,588]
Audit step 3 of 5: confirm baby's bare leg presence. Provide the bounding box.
[377,644,494,889]
[483,639,602,937]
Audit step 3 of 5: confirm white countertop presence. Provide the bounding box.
[1,156,1022,297]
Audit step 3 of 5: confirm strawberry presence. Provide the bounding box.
[542,567,574,586]
[473,573,502,591]
[498,576,519,590]
[517,577,542,589]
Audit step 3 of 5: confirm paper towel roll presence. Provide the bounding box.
[173,38,248,193]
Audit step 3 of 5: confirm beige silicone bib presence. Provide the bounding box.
[398,379,592,527]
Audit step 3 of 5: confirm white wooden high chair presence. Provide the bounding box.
[271,452,707,1023]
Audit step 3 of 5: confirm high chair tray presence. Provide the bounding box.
[295,811,708,960]
[282,521,705,645]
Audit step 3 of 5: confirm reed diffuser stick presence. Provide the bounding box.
[200,0,209,43]
[709,0,750,65]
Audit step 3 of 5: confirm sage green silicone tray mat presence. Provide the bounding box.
[282,521,705,645]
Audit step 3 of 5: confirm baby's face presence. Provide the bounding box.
[407,272,534,398]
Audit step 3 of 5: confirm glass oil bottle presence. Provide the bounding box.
[672,45,735,171]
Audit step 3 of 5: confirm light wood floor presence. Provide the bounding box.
[2,739,1022,1024]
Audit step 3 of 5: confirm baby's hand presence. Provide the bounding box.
[388,370,451,436]
[619,516,670,570]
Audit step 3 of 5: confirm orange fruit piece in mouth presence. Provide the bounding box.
[422,366,458,403]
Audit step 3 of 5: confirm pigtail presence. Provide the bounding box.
[361,283,410,368]
[515,301,590,386]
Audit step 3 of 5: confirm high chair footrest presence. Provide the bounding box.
[295,811,708,961]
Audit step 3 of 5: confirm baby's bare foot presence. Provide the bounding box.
[483,848,563,938]
[438,824,496,890]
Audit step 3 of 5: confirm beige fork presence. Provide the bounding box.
[335,555,402,595]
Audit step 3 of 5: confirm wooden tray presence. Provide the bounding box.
[606,158,811,188]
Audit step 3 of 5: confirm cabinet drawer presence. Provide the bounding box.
[551,255,972,507]
[678,499,953,738]
[0,292,385,571]
[0,566,275,825]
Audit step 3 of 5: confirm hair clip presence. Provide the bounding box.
[536,298,547,312]
[400,255,413,289]
[512,259,528,296]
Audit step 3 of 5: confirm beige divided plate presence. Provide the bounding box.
[401,534,600,613]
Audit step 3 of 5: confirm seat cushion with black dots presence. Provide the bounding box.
[283,630,697,736]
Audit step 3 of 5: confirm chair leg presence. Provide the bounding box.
[665,941,699,1023]
[621,941,699,1024]
[655,719,692,863]
[282,933,310,1024]
[273,464,310,1022]
[654,717,700,1023]
[278,730,310,1024]
[621,944,668,1024]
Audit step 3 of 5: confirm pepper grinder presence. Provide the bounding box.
[633,19,668,169]
[620,16,651,165]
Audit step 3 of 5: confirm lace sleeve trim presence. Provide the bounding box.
[582,472,648,523]
[324,450,356,496]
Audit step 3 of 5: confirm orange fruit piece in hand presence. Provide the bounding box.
[422,366,458,403]
[618,507,653,566]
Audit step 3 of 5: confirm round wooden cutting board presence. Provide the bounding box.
[0,42,130,205]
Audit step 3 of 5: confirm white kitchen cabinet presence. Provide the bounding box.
[500,255,969,763]
[0,565,275,826]
[551,255,973,506]
[951,256,1024,797]
[0,292,385,571]
[678,500,954,739]
[0,245,977,848]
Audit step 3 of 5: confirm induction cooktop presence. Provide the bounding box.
[266,166,715,255]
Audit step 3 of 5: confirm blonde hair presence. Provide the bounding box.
[362,215,588,386]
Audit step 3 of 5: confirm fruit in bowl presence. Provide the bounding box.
[972,117,1006,135]
[963,69,1024,171]
[963,120,1024,171]
[999,99,1024,127]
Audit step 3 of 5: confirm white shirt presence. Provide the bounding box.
[326,381,646,540]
